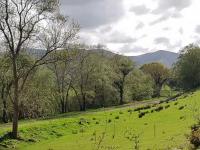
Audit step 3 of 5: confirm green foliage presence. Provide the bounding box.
[126,70,153,100]
[174,44,200,89]
[141,62,170,97]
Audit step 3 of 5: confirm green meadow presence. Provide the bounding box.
[0,90,199,150]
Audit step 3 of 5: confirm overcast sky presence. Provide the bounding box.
[61,0,200,56]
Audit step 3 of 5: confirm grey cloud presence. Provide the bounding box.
[150,11,182,25]
[154,0,192,13]
[195,25,200,34]
[107,32,137,44]
[130,5,150,15]
[135,22,145,30]
[150,0,191,25]
[154,37,170,45]
[100,26,112,33]
[60,0,124,29]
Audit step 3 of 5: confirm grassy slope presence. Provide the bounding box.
[0,91,199,150]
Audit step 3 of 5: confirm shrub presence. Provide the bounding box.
[174,102,178,105]
[155,106,163,112]
[190,125,200,148]
[179,106,184,110]
[151,110,154,113]
[92,117,96,120]
[159,100,165,104]
[134,105,151,112]
[165,105,170,109]
[138,112,146,118]
[108,119,112,123]
[95,121,99,124]
[180,116,185,120]
[115,116,119,119]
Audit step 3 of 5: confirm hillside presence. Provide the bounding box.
[25,49,179,68]
[0,90,198,150]
[130,50,179,67]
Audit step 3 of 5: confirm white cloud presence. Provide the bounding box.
[61,0,200,56]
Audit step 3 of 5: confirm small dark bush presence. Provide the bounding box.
[159,100,165,104]
[165,105,170,109]
[151,110,154,113]
[174,102,178,105]
[92,117,96,120]
[180,116,185,120]
[134,107,141,111]
[134,105,151,112]
[155,106,163,112]
[115,116,119,119]
[179,106,184,110]
[28,138,36,143]
[138,112,146,118]
[108,119,112,123]
[95,121,99,124]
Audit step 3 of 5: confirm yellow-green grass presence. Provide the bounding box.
[0,91,199,150]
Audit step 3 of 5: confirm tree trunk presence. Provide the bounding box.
[12,58,19,139]
[12,82,19,138]
[82,94,86,111]
[119,76,125,105]
[119,87,124,105]
[153,84,162,98]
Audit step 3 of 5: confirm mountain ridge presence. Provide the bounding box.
[129,50,179,67]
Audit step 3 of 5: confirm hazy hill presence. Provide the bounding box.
[25,49,179,67]
[130,50,179,67]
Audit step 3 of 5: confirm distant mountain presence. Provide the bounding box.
[25,48,179,68]
[129,50,179,67]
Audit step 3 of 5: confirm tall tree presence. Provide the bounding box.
[48,50,77,113]
[0,0,79,138]
[71,50,97,111]
[112,55,134,105]
[141,62,170,97]
[174,44,200,89]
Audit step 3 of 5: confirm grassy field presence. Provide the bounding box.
[0,90,199,150]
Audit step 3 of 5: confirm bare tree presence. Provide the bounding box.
[0,0,79,138]
[48,50,77,113]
